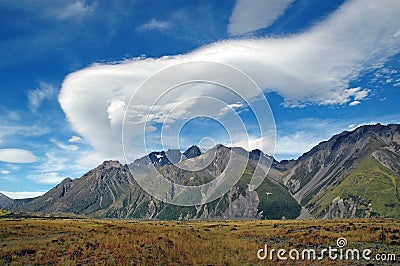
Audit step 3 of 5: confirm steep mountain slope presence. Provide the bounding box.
[14,161,135,214]
[0,192,13,209]
[282,123,400,218]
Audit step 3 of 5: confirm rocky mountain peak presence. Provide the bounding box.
[0,192,13,209]
[99,160,123,170]
[61,177,73,184]
[183,145,202,159]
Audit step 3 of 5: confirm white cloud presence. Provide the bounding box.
[230,134,275,155]
[348,87,370,101]
[27,82,56,112]
[146,125,158,133]
[27,172,66,185]
[0,191,46,199]
[219,103,244,116]
[25,149,90,184]
[228,0,294,36]
[138,19,172,31]
[275,132,322,158]
[0,109,50,144]
[0,125,49,145]
[230,129,323,159]
[54,0,94,20]
[271,118,371,160]
[50,139,79,151]
[349,100,361,106]
[59,0,400,163]
[68,135,82,143]
[6,111,20,121]
[0,149,37,163]
[0,170,10,175]
[107,99,126,133]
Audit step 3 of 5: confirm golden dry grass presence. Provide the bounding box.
[0,217,398,265]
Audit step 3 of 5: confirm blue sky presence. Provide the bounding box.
[1,0,399,198]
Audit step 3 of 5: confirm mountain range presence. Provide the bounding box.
[3,123,400,220]
[0,192,13,209]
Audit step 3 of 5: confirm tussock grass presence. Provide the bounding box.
[0,218,398,265]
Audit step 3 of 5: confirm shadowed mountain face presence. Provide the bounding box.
[183,145,202,159]
[10,124,400,219]
[0,192,13,209]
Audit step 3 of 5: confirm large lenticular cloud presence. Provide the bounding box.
[59,0,400,166]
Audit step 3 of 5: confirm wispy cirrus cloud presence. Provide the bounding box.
[27,82,56,113]
[27,172,66,185]
[137,19,172,31]
[0,124,49,140]
[52,0,94,21]
[27,149,88,185]
[50,139,79,151]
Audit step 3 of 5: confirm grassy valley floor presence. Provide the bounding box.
[0,216,398,265]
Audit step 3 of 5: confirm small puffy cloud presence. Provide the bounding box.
[345,87,370,101]
[68,136,82,143]
[219,103,244,116]
[146,125,158,133]
[27,82,56,112]
[349,100,361,106]
[0,191,46,199]
[138,19,172,31]
[0,149,37,163]
[228,0,294,36]
[0,170,10,175]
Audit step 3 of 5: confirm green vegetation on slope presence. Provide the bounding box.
[256,176,301,219]
[308,155,400,218]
